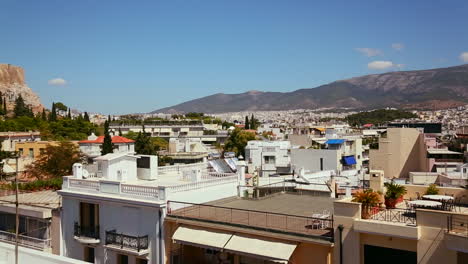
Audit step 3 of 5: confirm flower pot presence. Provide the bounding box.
[384,196,402,209]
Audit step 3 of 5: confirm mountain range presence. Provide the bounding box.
[153,64,468,113]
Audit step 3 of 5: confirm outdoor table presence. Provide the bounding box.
[408,200,442,209]
[311,214,331,229]
[422,195,454,201]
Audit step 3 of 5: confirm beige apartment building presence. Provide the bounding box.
[369,128,428,179]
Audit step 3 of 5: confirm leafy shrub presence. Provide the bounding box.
[425,184,439,195]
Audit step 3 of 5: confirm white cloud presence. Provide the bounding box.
[392,43,404,51]
[460,52,468,62]
[355,48,382,57]
[368,61,401,70]
[48,78,67,86]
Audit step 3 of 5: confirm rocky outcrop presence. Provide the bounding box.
[0,64,43,113]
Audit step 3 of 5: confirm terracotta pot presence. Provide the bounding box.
[385,195,402,209]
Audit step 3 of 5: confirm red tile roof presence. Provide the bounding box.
[79,136,135,144]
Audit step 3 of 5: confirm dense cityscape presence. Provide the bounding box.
[1,1,468,264]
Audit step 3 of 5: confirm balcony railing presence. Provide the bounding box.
[0,230,51,250]
[447,214,468,237]
[167,201,334,241]
[367,207,416,225]
[74,222,100,239]
[105,230,149,252]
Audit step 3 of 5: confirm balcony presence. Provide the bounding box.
[0,230,51,251]
[105,230,149,254]
[74,222,100,244]
[167,200,334,241]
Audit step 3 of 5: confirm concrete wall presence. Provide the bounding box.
[51,209,61,255]
[291,149,339,172]
[0,240,88,264]
[402,184,468,203]
[370,128,428,179]
[61,196,160,264]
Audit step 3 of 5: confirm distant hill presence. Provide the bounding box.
[153,64,468,113]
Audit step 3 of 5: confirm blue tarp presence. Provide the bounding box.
[343,156,357,165]
[325,139,346,145]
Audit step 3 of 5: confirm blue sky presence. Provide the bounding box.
[1,0,467,114]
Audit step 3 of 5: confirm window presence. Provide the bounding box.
[320,158,324,171]
[79,202,99,238]
[118,254,129,264]
[84,247,95,263]
[263,156,275,164]
[29,148,34,158]
[136,258,148,264]
[18,148,23,156]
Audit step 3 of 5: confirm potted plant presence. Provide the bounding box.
[352,189,381,219]
[384,182,407,209]
[425,184,439,195]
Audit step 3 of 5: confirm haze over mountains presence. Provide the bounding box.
[154,64,468,113]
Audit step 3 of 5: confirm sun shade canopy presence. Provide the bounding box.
[343,156,357,165]
[172,226,232,250]
[325,139,345,145]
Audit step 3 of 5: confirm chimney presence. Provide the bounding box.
[73,163,83,179]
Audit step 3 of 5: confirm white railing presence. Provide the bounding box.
[121,184,161,199]
[202,172,236,179]
[167,175,238,193]
[69,179,100,190]
[158,162,207,174]
[0,230,51,250]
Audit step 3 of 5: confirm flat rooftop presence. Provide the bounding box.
[207,193,335,216]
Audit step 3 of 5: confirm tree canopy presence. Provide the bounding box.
[101,120,114,155]
[345,109,418,127]
[224,128,256,157]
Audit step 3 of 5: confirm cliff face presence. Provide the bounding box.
[0,64,43,113]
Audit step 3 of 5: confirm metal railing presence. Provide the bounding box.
[447,214,468,237]
[105,230,149,252]
[367,207,416,225]
[74,222,100,239]
[167,201,334,241]
[0,230,51,250]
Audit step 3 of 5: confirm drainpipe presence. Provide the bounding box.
[158,208,164,264]
[338,224,344,264]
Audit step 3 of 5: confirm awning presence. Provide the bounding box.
[172,226,232,250]
[325,139,345,145]
[343,156,357,165]
[224,234,297,262]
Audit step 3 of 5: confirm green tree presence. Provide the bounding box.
[83,112,90,122]
[135,125,157,155]
[41,109,47,120]
[25,141,83,180]
[67,108,72,119]
[2,98,6,115]
[101,120,114,155]
[224,128,256,157]
[250,114,257,130]
[118,128,122,136]
[54,102,68,112]
[49,103,57,122]
[13,95,32,117]
[245,116,250,129]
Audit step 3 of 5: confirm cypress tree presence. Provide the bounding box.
[3,98,7,115]
[67,108,72,119]
[41,109,47,120]
[101,120,114,155]
[49,102,57,121]
[14,95,29,117]
[245,116,250,129]
[83,112,90,122]
[118,128,122,136]
[250,114,255,130]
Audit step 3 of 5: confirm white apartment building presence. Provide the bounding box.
[78,133,135,160]
[110,124,204,138]
[245,140,291,177]
[58,152,244,264]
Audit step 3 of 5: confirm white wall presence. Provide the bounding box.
[0,242,88,264]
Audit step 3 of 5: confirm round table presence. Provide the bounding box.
[409,200,442,208]
[422,195,454,201]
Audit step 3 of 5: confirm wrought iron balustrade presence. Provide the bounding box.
[105,230,149,252]
[368,207,416,225]
[74,222,100,239]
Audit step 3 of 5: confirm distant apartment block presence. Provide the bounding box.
[245,140,291,177]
